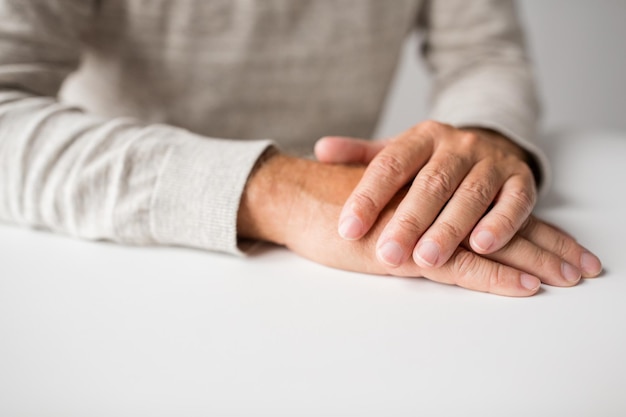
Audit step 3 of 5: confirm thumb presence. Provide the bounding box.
[314,136,387,165]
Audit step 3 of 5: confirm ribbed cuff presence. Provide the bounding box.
[149,129,273,255]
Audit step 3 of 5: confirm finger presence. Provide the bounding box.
[413,159,504,268]
[376,151,471,266]
[470,172,537,254]
[338,132,434,241]
[483,235,581,287]
[519,216,603,278]
[314,136,386,164]
[425,247,541,297]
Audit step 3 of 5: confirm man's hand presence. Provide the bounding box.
[237,152,602,297]
[314,121,538,270]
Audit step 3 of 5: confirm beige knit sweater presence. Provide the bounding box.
[0,0,544,254]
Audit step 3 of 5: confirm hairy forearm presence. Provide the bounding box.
[237,150,366,247]
[237,151,309,245]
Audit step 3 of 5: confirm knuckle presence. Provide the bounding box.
[507,187,536,215]
[491,211,519,235]
[454,250,480,280]
[488,264,508,292]
[437,220,465,241]
[459,178,494,207]
[419,119,445,133]
[454,250,509,293]
[417,169,456,201]
[351,191,381,216]
[393,211,424,234]
[408,120,447,142]
[458,131,481,149]
[553,234,575,257]
[531,244,553,270]
[372,153,406,181]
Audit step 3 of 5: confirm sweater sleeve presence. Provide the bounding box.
[418,0,550,192]
[0,0,272,255]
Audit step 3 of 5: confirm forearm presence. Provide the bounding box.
[237,150,302,246]
[0,90,272,252]
[237,150,366,248]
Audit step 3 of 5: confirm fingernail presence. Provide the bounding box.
[338,216,363,240]
[580,252,602,277]
[378,241,404,266]
[414,240,440,267]
[561,262,581,283]
[520,274,541,291]
[473,230,495,252]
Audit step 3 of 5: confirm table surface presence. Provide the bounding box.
[1,129,625,417]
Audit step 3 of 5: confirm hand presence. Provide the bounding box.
[237,152,603,297]
[314,121,538,270]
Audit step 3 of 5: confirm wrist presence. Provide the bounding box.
[237,150,367,248]
[461,127,527,159]
[237,150,310,245]
[462,127,540,183]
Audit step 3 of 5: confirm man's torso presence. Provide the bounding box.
[62,0,423,151]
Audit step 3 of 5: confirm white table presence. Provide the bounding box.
[1,130,625,417]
